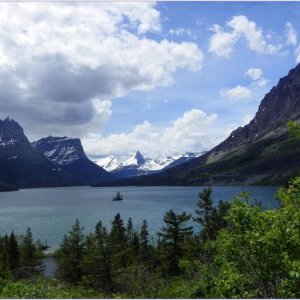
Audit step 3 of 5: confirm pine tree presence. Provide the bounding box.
[0,234,11,279]
[194,188,230,242]
[56,219,85,284]
[126,217,134,244]
[20,228,37,268]
[132,231,140,257]
[8,231,19,273]
[110,213,127,272]
[139,219,150,264]
[158,210,193,276]
[81,221,113,294]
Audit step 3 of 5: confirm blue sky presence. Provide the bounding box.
[97,2,300,157]
[0,2,299,158]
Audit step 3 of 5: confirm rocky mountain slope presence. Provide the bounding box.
[33,136,113,185]
[0,118,70,188]
[96,151,202,179]
[97,63,300,186]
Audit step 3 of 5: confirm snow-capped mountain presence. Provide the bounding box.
[33,136,113,185]
[32,136,86,166]
[0,118,70,188]
[95,154,120,172]
[96,150,203,179]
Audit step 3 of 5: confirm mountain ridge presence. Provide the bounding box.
[33,136,113,185]
[0,118,71,188]
[96,151,203,179]
[95,63,300,187]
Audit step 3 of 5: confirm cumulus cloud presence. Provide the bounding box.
[245,68,263,81]
[208,24,238,59]
[220,85,251,100]
[286,22,297,46]
[82,109,219,157]
[168,27,197,40]
[209,15,282,58]
[245,67,268,87]
[220,67,269,101]
[0,2,203,140]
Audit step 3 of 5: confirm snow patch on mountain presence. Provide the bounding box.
[32,136,86,166]
[95,154,120,172]
[96,151,203,176]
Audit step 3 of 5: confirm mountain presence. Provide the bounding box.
[32,136,113,185]
[95,154,120,172]
[96,63,300,187]
[96,151,203,179]
[0,118,70,188]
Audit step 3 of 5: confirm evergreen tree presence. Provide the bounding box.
[158,210,193,276]
[0,234,11,279]
[20,228,37,268]
[110,213,127,272]
[194,188,214,241]
[81,221,113,294]
[56,219,85,284]
[126,217,134,244]
[132,231,140,257]
[194,188,230,242]
[8,231,19,273]
[139,219,150,263]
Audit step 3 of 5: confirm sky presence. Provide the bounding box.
[0,2,300,159]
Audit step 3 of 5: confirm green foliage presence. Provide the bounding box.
[4,178,298,298]
[80,221,113,294]
[55,219,85,284]
[139,219,151,264]
[0,278,103,298]
[192,180,300,298]
[194,187,231,242]
[158,210,193,276]
[288,120,300,137]
[8,231,19,271]
[19,228,39,270]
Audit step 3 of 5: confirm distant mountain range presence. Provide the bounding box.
[0,119,112,189]
[3,63,300,189]
[95,151,203,179]
[0,118,202,189]
[95,63,300,187]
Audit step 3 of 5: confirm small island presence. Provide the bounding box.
[112,191,123,201]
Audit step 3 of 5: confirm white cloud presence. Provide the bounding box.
[286,22,297,46]
[208,24,238,59]
[220,67,269,101]
[0,3,203,139]
[82,109,219,157]
[245,68,263,81]
[169,27,196,40]
[220,85,251,100]
[295,46,300,63]
[245,67,268,87]
[209,15,282,58]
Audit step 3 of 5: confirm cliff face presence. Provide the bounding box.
[0,118,70,188]
[210,64,300,160]
[33,136,113,185]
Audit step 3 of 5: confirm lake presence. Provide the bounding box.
[0,185,279,250]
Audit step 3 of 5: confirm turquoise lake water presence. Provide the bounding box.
[0,185,279,250]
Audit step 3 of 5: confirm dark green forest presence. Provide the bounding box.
[0,175,299,298]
